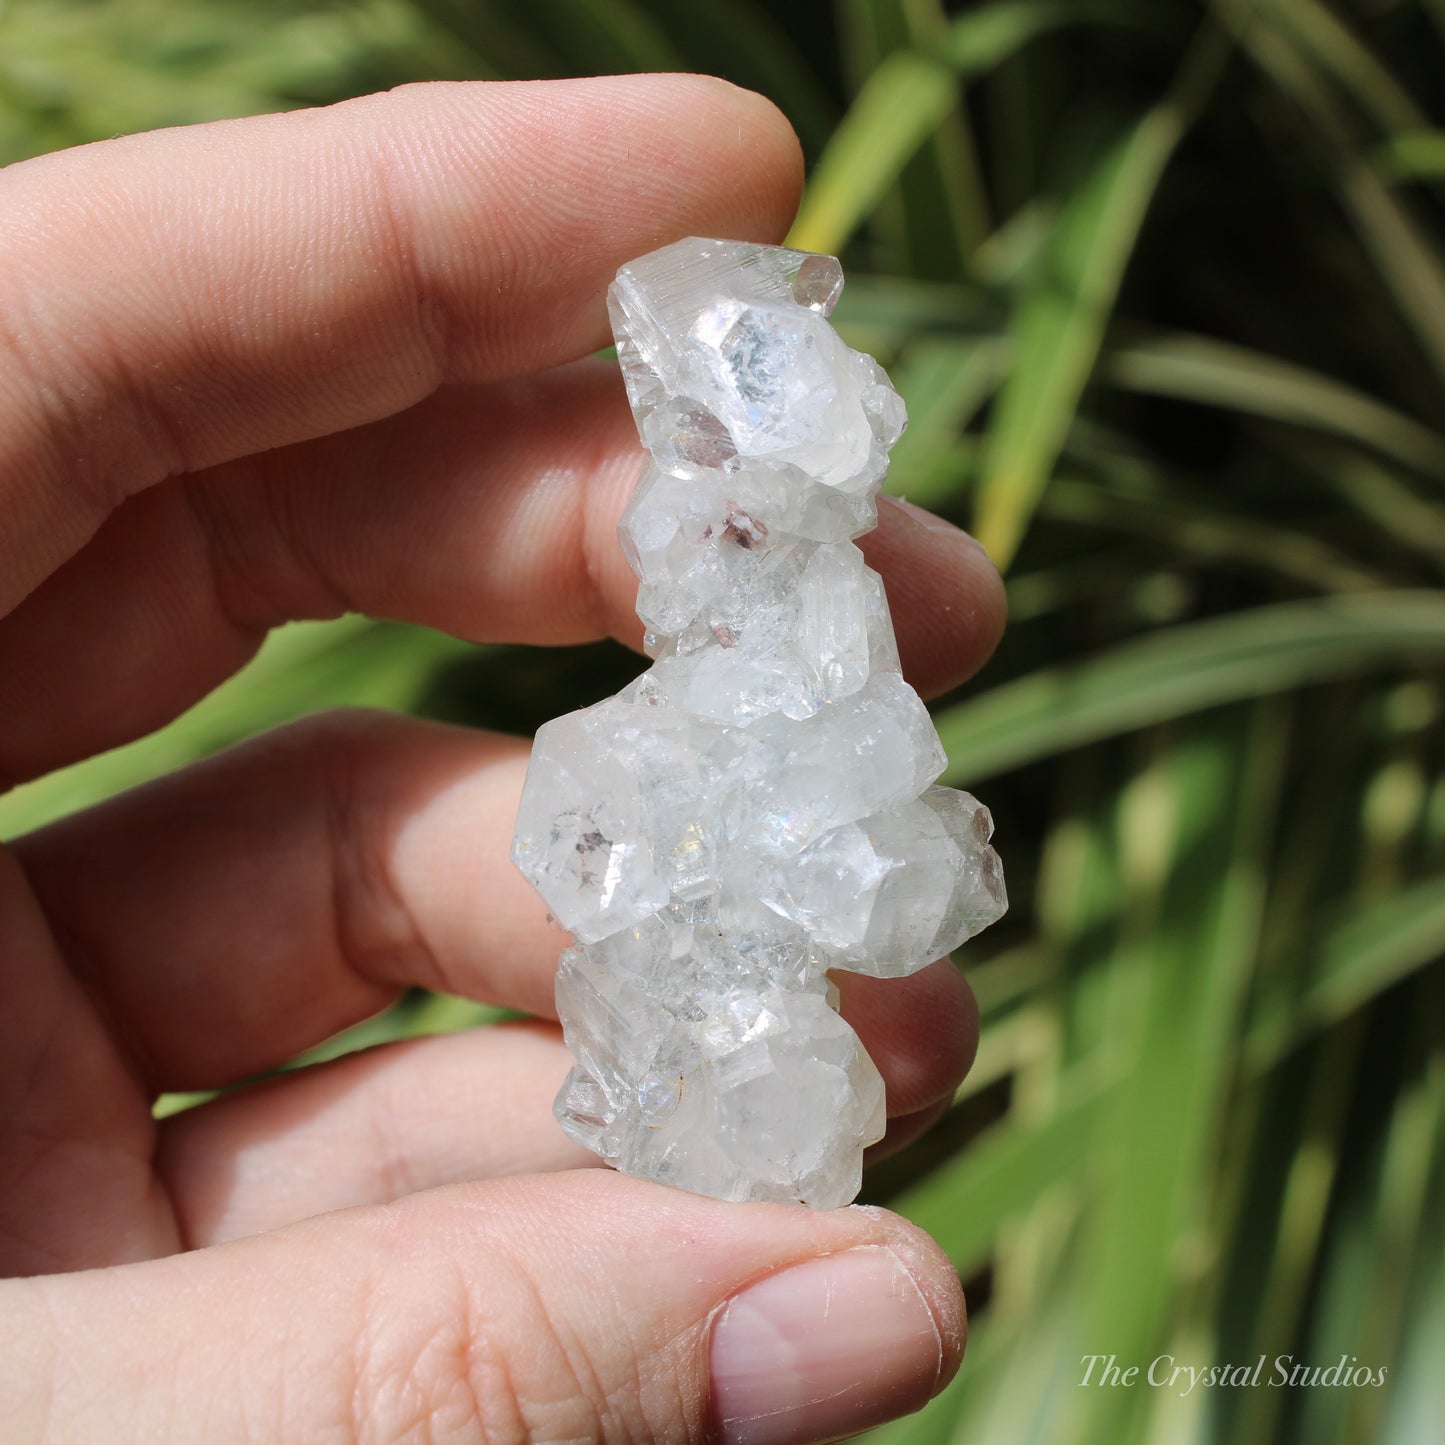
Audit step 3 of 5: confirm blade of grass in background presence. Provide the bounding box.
[894,1083,1110,1278]
[936,591,1445,783]
[836,0,989,273]
[1101,330,1445,482]
[1074,706,1279,1443]
[790,0,1145,255]
[1320,459,1445,574]
[0,620,476,837]
[884,335,1007,506]
[1378,129,1445,180]
[789,47,957,256]
[1252,0,1425,133]
[1036,476,1385,592]
[946,765,1131,1444]
[1245,874,1445,1069]
[971,26,1228,567]
[1215,0,1445,392]
[1338,154,1445,393]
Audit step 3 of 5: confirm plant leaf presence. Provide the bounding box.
[971,29,1226,566]
[936,592,1445,783]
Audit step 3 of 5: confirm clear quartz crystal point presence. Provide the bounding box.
[511,237,1005,1208]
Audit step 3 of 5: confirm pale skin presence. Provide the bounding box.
[0,75,1007,1442]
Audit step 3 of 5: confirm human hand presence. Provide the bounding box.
[0,75,1006,1442]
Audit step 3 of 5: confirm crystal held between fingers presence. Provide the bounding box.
[511,238,1006,1208]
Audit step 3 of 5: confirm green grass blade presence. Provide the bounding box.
[1037,476,1385,592]
[1235,1026,1366,1445]
[1100,330,1445,482]
[1290,994,1442,1445]
[936,592,1445,784]
[1339,155,1445,392]
[1253,0,1425,133]
[0,620,476,837]
[788,50,957,256]
[941,0,1146,73]
[1322,458,1445,571]
[1246,875,1445,1071]
[791,0,1145,256]
[1215,0,1445,392]
[831,274,999,353]
[1001,546,1176,622]
[1376,1026,1445,1441]
[1377,130,1445,183]
[884,335,1008,507]
[1347,995,1443,1441]
[892,1082,1111,1277]
[835,0,990,271]
[971,28,1226,567]
[1074,706,1280,1442]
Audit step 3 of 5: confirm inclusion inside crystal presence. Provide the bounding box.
[511,237,1006,1209]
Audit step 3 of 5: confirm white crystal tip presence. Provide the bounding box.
[609,237,903,504]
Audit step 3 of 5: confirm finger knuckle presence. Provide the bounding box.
[348,1241,628,1445]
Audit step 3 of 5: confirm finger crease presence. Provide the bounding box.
[253,450,358,621]
[0,273,129,526]
[323,730,449,998]
[178,476,279,640]
[364,130,452,392]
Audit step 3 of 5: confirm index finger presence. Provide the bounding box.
[0,75,802,612]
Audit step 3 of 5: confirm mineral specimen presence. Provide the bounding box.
[511,237,1006,1208]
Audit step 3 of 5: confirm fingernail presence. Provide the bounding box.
[709,1245,946,1445]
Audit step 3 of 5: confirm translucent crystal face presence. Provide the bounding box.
[511,237,1006,1209]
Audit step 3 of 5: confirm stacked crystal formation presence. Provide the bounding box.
[511,238,1006,1208]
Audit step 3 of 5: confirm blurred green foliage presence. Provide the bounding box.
[2,0,1443,1440]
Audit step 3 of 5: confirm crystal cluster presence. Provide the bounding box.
[511,238,1006,1208]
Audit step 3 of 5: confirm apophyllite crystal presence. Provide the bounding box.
[511,238,1006,1208]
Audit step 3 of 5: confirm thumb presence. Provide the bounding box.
[3,1170,964,1443]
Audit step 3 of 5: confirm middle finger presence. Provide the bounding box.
[15,709,980,1115]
